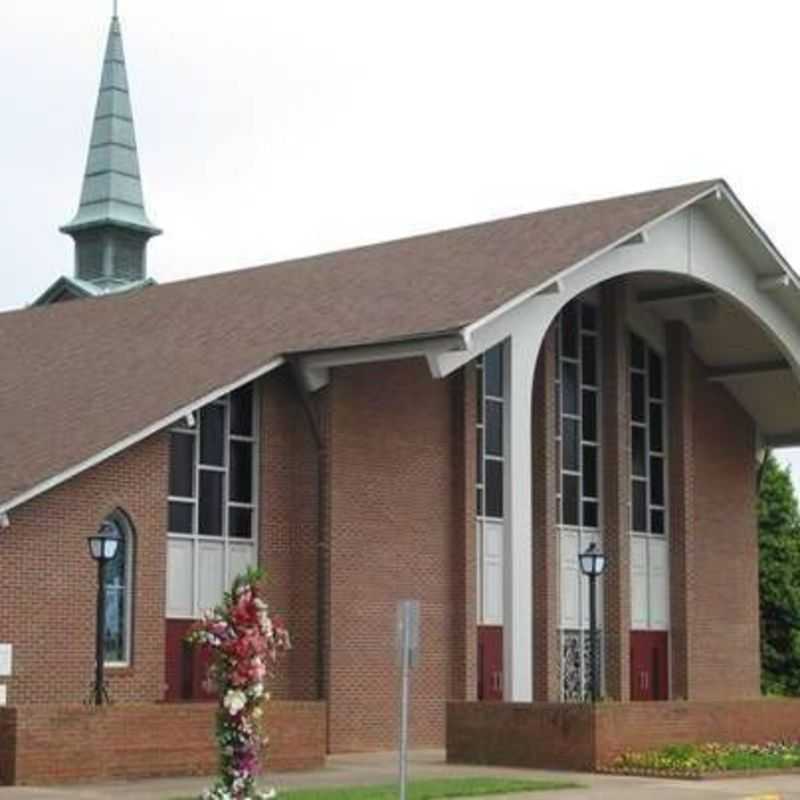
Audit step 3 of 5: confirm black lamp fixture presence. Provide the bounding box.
[579,542,608,703]
[87,520,119,706]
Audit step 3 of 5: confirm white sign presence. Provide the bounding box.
[395,601,420,667]
[0,686,6,707]
[0,645,11,678]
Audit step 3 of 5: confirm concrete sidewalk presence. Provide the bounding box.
[1,750,800,799]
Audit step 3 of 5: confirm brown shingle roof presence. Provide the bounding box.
[0,179,718,511]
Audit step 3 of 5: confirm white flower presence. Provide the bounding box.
[223,689,247,716]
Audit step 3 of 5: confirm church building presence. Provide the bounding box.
[3,7,800,786]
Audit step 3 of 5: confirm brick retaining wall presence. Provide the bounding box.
[448,699,800,771]
[0,701,325,786]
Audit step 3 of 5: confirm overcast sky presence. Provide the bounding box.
[3,0,800,484]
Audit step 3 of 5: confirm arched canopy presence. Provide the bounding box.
[430,187,800,446]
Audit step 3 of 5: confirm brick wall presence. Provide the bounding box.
[448,699,800,771]
[259,368,323,703]
[327,358,464,751]
[447,701,594,770]
[0,434,169,706]
[689,352,760,698]
[0,701,325,785]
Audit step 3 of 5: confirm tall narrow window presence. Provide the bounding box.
[476,343,505,627]
[555,299,604,701]
[629,334,670,632]
[103,512,133,665]
[166,383,259,619]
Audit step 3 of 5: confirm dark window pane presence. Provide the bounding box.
[476,488,484,516]
[649,351,663,399]
[564,418,579,472]
[632,480,647,532]
[486,400,503,456]
[230,384,254,436]
[651,509,665,534]
[631,334,645,369]
[631,372,646,422]
[650,403,663,452]
[583,445,598,498]
[581,335,597,386]
[168,501,193,534]
[632,426,646,477]
[561,303,578,358]
[562,362,579,415]
[169,432,195,497]
[230,441,253,503]
[583,500,599,528]
[476,365,484,423]
[228,507,253,539]
[476,428,483,483]
[485,345,503,398]
[485,460,503,518]
[563,475,579,526]
[650,456,664,506]
[199,471,223,536]
[582,390,597,442]
[581,303,597,331]
[200,405,225,466]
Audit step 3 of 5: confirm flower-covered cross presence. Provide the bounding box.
[187,568,290,800]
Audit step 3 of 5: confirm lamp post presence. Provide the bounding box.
[579,543,608,703]
[87,521,119,706]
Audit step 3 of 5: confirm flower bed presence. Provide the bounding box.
[605,741,800,778]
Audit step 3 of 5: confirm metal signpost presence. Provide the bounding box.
[396,600,420,800]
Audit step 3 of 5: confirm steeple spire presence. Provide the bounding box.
[60,9,160,289]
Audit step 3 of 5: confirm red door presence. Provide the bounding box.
[477,626,503,701]
[165,620,215,702]
[630,631,669,701]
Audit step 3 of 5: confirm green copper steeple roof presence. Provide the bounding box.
[61,13,160,236]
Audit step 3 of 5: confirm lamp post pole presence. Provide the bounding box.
[87,522,119,706]
[588,571,598,703]
[94,556,107,707]
[579,542,607,704]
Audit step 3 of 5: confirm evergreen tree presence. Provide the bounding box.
[759,451,800,695]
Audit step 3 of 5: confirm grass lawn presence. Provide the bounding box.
[174,776,580,799]
[611,741,800,775]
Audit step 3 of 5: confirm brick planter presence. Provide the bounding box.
[447,699,800,772]
[0,700,325,786]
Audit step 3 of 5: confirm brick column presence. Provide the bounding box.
[601,279,631,701]
[451,365,478,701]
[666,321,695,699]
[532,325,560,700]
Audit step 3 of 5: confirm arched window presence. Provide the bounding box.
[102,511,134,665]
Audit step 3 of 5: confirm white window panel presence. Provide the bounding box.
[198,541,225,613]
[228,542,255,587]
[560,529,580,629]
[649,538,669,630]
[166,384,260,619]
[481,520,504,625]
[166,538,193,618]
[631,536,649,630]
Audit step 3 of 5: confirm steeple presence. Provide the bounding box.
[60,9,160,290]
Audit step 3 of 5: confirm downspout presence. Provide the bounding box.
[287,358,328,704]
